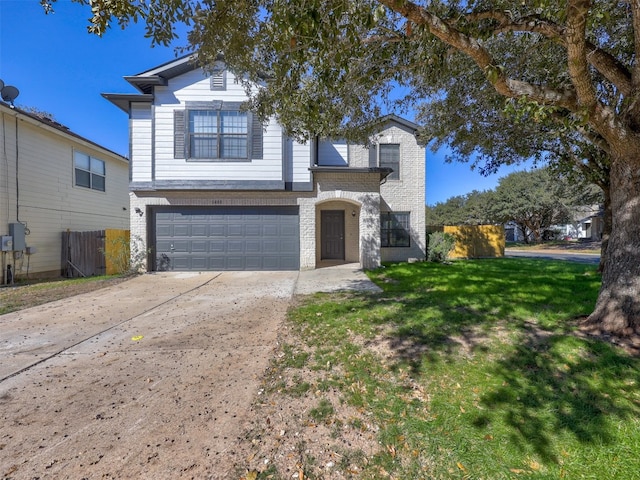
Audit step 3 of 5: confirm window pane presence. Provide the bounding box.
[91,158,105,175]
[191,136,218,158]
[220,135,247,158]
[92,174,105,191]
[380,144,400,180]
[220,111,247,134]
[75,169,90,188]
[74,152,90,170]
[186,110,249,159]
[189,111,217,134]
[380,212,410,247]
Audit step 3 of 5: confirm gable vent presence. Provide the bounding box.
[210,70,226,91]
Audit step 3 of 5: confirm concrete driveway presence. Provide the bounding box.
[0,268,378,479]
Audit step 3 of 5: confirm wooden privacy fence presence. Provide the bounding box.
[428,225,505,259]
[62,229,130,277]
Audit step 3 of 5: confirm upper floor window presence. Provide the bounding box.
[74,151,105,192]
[189,110,248,159]
[380,144,400,180]
[174,102,263,161]
[381,212,410,247]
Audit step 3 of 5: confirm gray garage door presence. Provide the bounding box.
[153,206,300,271]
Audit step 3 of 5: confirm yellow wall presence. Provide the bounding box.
[444,225,505,259]
[105,229,130,275]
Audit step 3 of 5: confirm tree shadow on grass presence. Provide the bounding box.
[473,328,640,463]
[357,260,640,464]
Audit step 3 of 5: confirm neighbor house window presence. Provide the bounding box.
[381,212,410,247]
[379,144,400,180]
[74,151,105,192]
[174,104,263,161]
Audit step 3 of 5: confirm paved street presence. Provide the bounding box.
[505,249,600,265]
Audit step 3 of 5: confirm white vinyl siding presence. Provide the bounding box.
[130,103,152,182]
[291,141,312,183]
[318,139,348,166]
[151,71,286,182]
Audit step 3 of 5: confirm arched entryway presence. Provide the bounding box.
[316,200,361,266]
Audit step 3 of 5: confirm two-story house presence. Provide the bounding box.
[0,101,129,280]
[103,55,425,271]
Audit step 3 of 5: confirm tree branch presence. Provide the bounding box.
[465,11,632,95]
[379,0,579,110]
[565,0,598,109]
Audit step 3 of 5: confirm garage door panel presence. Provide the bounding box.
[209,224,226,236]
[191,257,208,270]
[209,240,227,253]
[245,225,262,236]
[191,240,208,252]
[245,240,262,253]
[209,257,226,270]
[228,225,244,236]
[156,224,172,237]
[173,224,190,236]
[226,256,246,269]
[281,224,298,236]
[191,224,207,236]
[172,240,190,252]
[279,239,298,252]
[154,206,299,271]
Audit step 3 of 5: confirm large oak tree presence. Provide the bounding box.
[45,0,640,337]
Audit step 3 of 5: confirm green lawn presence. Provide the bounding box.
[283,258,640,479]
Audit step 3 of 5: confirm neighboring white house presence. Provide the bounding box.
[0,101,129,280]
[103,55,426,271]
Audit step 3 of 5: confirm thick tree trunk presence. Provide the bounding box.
[586,154,640,336]
[598,185,612,273]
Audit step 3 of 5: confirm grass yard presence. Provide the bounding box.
[282,258,640,479]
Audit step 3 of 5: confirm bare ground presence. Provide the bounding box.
[0,275,383,479]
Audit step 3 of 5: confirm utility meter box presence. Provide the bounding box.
[9,223,25,251]
[1,236,13,251]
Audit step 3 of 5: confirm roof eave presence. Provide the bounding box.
[101,93,154,114]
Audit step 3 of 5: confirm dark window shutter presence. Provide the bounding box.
[174,110,186,159]
[251,114,263,160]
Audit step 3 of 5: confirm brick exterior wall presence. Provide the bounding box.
[129,119,424,271]
[130,170,383,271]
[350,122,427,262]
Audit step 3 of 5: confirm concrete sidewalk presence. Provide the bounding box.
[295,263,382,295]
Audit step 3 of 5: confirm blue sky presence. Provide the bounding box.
[0,0,525,205]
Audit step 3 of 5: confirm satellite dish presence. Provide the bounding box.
[1,85,19,104]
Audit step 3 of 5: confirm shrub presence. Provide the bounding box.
[427,231,456,263]
[102,234,148,275]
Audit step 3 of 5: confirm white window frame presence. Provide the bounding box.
[188,109,249,160]
[74,151,106,192]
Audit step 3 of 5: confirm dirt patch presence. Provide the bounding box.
[226,323,382,479]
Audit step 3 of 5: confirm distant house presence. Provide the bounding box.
[574,205,604,240]
[0,101,129,280]
[103,55,426,271]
